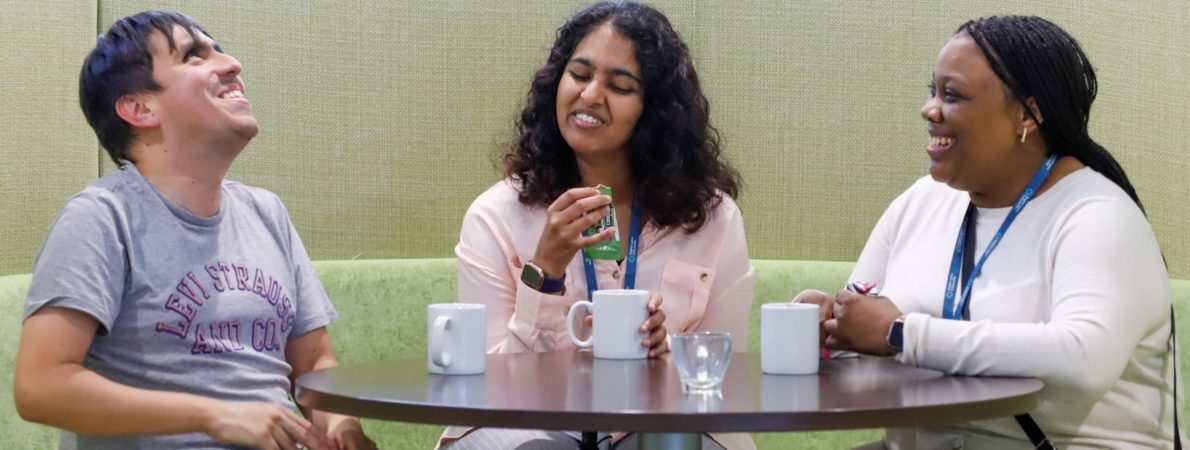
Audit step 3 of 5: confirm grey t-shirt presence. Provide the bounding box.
[24,163,338,450]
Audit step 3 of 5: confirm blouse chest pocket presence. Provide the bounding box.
[659,259,715,332]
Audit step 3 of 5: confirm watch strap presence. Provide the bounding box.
[886,315,906,352]
[539,272,565,293]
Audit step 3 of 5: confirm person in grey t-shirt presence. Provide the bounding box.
[13,11,375,450]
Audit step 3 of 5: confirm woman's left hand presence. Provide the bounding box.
[822,290,902,356]
[640,293,669,357]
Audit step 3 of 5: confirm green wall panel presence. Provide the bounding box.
[98,1,602,264]
[0,0,99,275]
[687,1,1190,276]
[4,1,1185,278]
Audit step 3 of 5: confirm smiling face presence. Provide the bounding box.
[144,24,257,147]
[921,33,1028,195]
[555,24,644,160]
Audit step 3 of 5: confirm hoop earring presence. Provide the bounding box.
[1020,127,1029,144]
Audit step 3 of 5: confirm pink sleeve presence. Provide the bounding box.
[688,201,755,350]
[455,198,578,353]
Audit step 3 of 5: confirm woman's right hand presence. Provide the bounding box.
[531,187,616,278]
[792,289,834,349]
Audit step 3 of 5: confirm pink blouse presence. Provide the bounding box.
[456,180,754,354]
[440,180,756,449]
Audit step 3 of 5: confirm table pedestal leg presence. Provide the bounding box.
[638,432,701,450]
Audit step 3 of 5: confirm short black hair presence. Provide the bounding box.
[959,16,1144,212]
[79,10,209,164]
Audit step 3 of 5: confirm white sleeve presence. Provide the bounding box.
[849,188,909,290]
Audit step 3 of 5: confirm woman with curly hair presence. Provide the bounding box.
[443,2,754,449]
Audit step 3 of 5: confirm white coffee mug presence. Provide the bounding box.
[566,289,649,359]
[427,303,486,375]
[761,302,819,375]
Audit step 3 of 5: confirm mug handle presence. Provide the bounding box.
[566,301,594,348]
[430,315,452,368]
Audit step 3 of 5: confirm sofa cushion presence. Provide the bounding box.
[0,274,46,448]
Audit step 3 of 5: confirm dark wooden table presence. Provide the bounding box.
[295,352,1042,449]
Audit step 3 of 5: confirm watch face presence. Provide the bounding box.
[521,263,544,289]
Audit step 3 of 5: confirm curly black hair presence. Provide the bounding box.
[503,1,740,233]
[959,16,1143,212]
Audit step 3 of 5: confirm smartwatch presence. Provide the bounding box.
[521,260,565,294]
[886,315,906,353]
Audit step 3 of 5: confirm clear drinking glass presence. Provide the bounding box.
[670,331,733,392]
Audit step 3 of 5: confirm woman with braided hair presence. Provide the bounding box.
[796,16,1183,448]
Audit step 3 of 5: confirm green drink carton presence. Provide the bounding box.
[582,185,621,260]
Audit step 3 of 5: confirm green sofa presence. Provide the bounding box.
[3,259,1188,448]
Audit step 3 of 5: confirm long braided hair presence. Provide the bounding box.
[959,16,1145,213]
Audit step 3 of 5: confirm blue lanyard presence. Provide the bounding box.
[584,199,641,301]
[942,155,1057,320]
